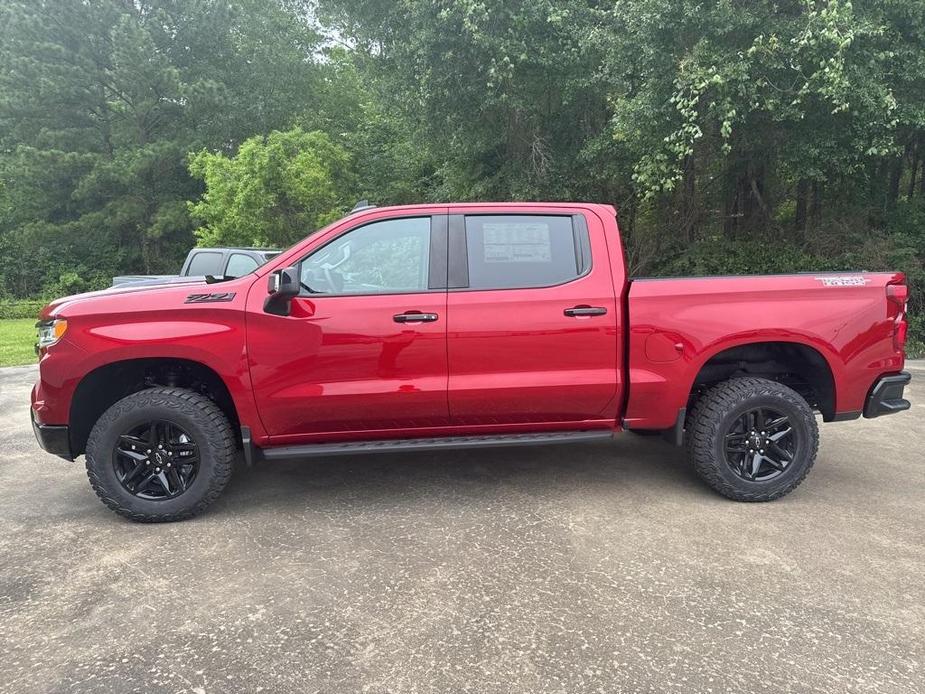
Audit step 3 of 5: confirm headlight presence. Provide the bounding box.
[36,319,68,349]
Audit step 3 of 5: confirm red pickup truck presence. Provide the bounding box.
[31,202,912,522]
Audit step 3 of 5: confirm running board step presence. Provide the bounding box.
[257,430,613,462]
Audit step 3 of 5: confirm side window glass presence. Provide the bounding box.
[224,253,259,278]
[186,251,223,276]
[300,217,431,295]
[464,215,584,290]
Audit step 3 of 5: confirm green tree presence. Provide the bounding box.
[189,128,354,248]
[0,0,327,295]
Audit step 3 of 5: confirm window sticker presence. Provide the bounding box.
[482,223,551,263]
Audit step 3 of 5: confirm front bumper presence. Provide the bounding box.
[31,409,73,460]
[863,371,912,419]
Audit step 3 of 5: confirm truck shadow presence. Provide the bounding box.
[214,435,711,516]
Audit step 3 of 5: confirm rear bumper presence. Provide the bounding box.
[863,371,911,419]
[31,409,73,460]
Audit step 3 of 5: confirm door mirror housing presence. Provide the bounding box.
[264,266,300,316]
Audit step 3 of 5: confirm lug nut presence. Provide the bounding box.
[155,467,161,472]
[158,444,163,449]
[759,449,764,454]
[146,449,151,454]
[131,445,136,450]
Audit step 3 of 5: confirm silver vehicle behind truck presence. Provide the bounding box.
[112,247,280,287]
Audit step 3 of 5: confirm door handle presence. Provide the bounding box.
[393,311,439,323]
[564,305,607,317]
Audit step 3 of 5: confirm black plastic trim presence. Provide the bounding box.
[662,407,687,446]
[447,214,468,289]
[31,410,73,461]
[255,430,613,462]
[428,214,448,290]
[831,410,862,422]
[241,426,255,467]
[863,371,911,418]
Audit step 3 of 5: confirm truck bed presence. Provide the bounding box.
[623,272,906,429]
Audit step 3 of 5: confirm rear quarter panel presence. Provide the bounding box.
[624,273,905,429]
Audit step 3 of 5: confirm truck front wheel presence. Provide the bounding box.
[85,387,236,522]
[687,377,819,501]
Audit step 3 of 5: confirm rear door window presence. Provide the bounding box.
[462,215,588,290]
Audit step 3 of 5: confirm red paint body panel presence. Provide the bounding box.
[624,273,906,428]
[246,291,450,440]
[30,202,908,455]
[445,204,624,424]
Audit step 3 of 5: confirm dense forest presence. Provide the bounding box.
[0,0,923,350]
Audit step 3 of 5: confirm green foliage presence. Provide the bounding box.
[0,300,45,320]
[0,0,327,296]
[189,129,354,248]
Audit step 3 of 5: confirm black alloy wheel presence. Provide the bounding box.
[722,407,796,482]
[113,420,200,500]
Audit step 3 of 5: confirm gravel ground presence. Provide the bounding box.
[1,363,923,694]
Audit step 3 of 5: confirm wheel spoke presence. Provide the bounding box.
[133,471,157,494]
[768,442,793,463]
[737,454,751,479]
[146,421,160,447]
[765,415,789,433]
[769,427,792,442]
[116,447,147,463]
[750,452,763,477]
[763,456,785,471]
[166,467,185,494]
[725,432,747,453]
[156,471,173,496]
[121,460,148,487]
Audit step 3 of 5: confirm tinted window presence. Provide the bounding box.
[224,253,259,278]
[186,251,223,276]
[464,215,583,289]
[300,217,431,295]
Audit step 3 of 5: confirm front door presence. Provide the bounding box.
[446,209,622,426]
[247,214,449,441]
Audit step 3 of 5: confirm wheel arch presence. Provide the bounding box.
[687,339,838,421]
[69,357,241,457]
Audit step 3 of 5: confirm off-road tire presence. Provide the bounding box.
[85,387,235,522]
[687,377,819,501]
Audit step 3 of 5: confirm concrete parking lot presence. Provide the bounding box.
[1,364,923,694]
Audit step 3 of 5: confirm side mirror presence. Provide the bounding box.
[264,266,300,316]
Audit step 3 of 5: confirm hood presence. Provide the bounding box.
[41,277,210,319]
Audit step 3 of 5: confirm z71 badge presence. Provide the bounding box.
[185,292,237,303]
[814,276,870,287]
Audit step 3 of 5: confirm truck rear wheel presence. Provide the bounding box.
[85,387,236,522]
[686,377,819,501]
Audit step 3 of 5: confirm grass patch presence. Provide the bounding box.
[0,319,37,367]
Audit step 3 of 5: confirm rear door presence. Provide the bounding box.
[446,207,622,426]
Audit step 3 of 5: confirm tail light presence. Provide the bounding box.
[887,279,908,353]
